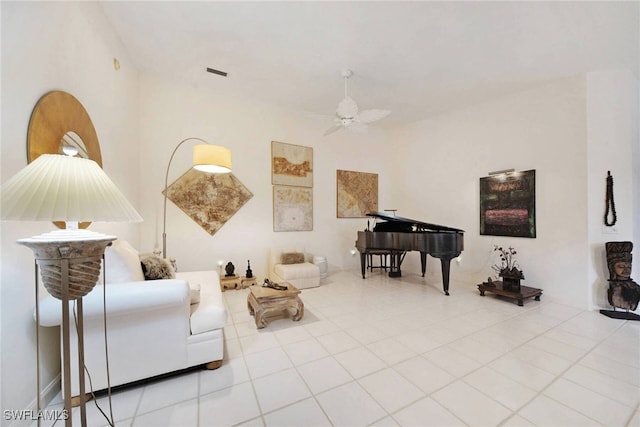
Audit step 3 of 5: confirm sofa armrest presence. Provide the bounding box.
[176,270,226,333]
[38,279,190,327]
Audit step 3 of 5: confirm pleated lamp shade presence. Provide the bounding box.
[1,154,142,223]
[193,144,232,173]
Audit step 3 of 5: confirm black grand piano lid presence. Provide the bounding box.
[366,211,464,233]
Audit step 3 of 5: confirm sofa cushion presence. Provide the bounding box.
[104,240,145,284]
[281,252,305,264]
[275,262,320,279]
[140,254,176,280]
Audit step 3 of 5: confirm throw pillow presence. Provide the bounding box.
[104,240,145,284]
[140,255,176,280]
[281,252,305,265]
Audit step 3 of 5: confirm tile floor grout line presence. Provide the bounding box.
[625,403,640,427]
[247,312,337,426]
[43,271,638,427]
[386,289,627,427]
[497,311,633,427]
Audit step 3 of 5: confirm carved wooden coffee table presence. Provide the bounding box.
[247,283,304,329]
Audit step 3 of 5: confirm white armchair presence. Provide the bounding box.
[38,240,227,401]
[269,247,321,289]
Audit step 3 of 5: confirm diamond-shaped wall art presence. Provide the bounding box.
[163,169,253,236]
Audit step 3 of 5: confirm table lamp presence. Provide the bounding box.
[0,153,142,426]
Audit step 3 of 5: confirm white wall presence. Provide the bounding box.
[137,73,393,279]
[389,74,638,312]
[1,2,140,417]
[586,69,639,310]
[636,83,640,284]
[389,77,590,306]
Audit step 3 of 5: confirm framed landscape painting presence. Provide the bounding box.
[479,169,536,238]
[271,141,313,187]
[336,170,378,218]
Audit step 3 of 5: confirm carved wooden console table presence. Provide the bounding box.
[477,281,542,306]
[220,274,240,291]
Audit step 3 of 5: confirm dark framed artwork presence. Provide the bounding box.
[480,169,536,238]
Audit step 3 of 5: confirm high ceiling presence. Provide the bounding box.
[101,1,639,129]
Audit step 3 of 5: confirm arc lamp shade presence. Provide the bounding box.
[193,144,232,173]
[0,154,142,223]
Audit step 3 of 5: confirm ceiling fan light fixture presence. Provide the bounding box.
[324,69,391,136]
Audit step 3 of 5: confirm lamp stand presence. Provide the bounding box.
[162,137,207,258]
[20,234,115,427]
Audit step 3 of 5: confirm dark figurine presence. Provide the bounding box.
[604,241,640,314]
[225,262,235,277]
[262,278,287,291]
[246,260,253,278]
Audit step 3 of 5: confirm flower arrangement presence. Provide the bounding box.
[491,245,524,279]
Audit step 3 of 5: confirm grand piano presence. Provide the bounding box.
[355,212,464,295]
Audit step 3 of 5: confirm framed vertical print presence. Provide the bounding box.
[480,169,536,238]
[336,170,378,218]
[271,141,313,187]
[273,185,313,231]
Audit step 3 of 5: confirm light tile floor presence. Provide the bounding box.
[42,269,640,426]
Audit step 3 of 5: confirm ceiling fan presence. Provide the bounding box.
[324,69,391,136]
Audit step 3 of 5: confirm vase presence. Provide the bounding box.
[499,268,524,293]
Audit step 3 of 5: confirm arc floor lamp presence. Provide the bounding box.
[162,137,232,259]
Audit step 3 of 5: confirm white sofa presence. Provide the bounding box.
[38,241,227,400]
[269,248,321,289]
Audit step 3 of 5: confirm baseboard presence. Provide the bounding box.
[41,375,62,407]
[7,375,62,427]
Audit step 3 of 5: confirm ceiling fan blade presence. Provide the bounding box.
[346,121,368,133]
[336,96,358,118]
[323,124,343,136]
[356,109,391,124]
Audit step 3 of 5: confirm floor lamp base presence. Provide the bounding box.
[599,309,640,321]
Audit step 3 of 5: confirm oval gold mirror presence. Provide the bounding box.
[27,91,103,229]
[60,131,89,158]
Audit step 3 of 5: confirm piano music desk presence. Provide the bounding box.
[477,281,542,306]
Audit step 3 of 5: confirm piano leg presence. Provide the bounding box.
[440,256,453,296]
[420,252,427,277]
[360,252,367,279]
